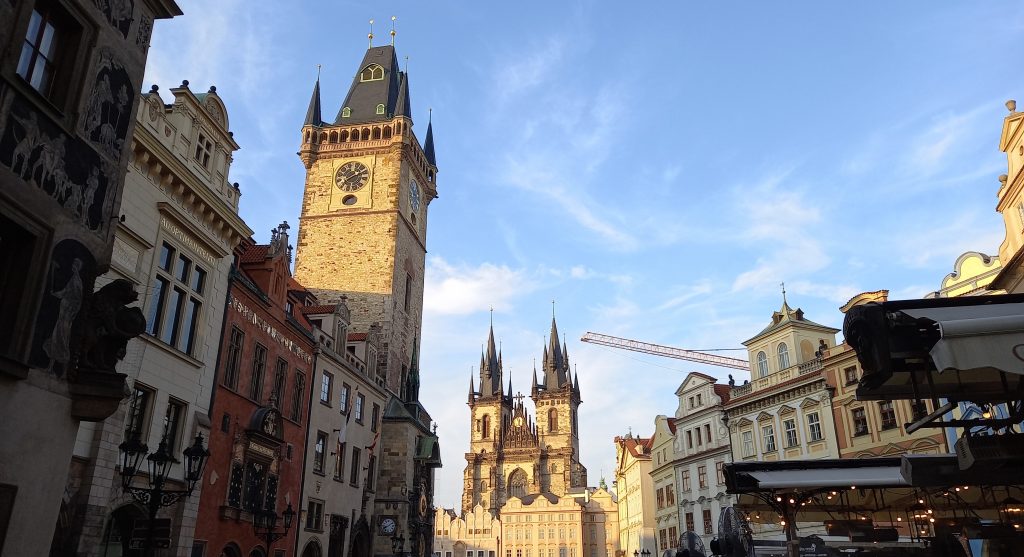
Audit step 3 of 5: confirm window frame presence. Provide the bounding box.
[223,326,244,390]
[806,411,823,442]
[349,445,361,485]
[783,418,798,448]
[290,372,305,421]
[304,498,325,532]
[355,393,365,423]
[124,383,155,442]
[161,397,186,455]
[777,343,790,369]
[762,424,776,452]
[249,343,267,402]
[681,469,690,491]
[742,430,754,457]
[756,351,769,377]
[879,401,897,430]
[851,407,869,436]
[320,371,333,405]
[313,431,327,474]
[146,241,207,356]
[13,1,88,113]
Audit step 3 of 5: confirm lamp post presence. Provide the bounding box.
[634,549,651,557]
[253,503,296,554]
[118,433,210,557]
[392,532,406,557]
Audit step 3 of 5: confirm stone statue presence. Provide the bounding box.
[728,374,735,387]
[76,279,146,373]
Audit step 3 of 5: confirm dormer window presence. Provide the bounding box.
[341,107,351,118]
[194,132,213,168]
[360,64,384,82]
[376,103,385,115]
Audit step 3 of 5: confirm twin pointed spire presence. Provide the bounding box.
[303,66,323,127]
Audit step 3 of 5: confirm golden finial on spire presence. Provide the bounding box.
[316,63,322,81]
[390,16,397,46]
[368,18,374,48]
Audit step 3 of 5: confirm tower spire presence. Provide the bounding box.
[424,109,436,166]
[367,18,374,48]
[390,15,397,46]
[303,68,323,127]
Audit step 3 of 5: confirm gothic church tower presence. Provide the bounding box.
[463,318,588,516]
[294,45,437,395]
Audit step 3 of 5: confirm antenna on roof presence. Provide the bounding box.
[368,19,375,48]
[390,16,397,46]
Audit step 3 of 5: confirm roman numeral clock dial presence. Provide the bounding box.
[335,161,369,192]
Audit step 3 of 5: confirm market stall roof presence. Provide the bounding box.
[725,457,1021,525]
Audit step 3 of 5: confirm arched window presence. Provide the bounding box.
[383,125,392,139]
[777,343,790,369]
[339,130,349,142]
[329,131,338,143]
[341,107,351,118]
[756,351,769,377]
[548,408,558,432]
[376,103,385,115]
[372,127,381,140]
[508,468,528,499]
[361,128,370,141]
[360,64,385,81]
[482,414,490,439]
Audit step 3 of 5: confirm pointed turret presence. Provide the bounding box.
[405,337,420,402]
[468,374,476,405]
[424,114,436,166]
[394,71,412,120]
[304,77,322,127]
[531,367,540,397]
[543,316,568,389]
[334,46,409,125]
[479,322,503,397]
[573,370,581,398]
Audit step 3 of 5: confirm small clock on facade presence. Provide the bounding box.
[409,179,421,211]
[380,517,397,535]
[335,161,369,192]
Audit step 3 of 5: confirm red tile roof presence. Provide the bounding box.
[238,244,268,264]
[348,332,367,341]
[300,304,337,315]
[615,436,653,458]
[713,383,732,403]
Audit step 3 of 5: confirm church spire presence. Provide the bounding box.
[304,71,322,127]
[468,374,476,405]
[480,321,502,396]
[424,109,436,166]
[543,315,568,389]
[531,364,540,397]
[405,336,420,402]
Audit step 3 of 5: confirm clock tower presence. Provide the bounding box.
[294,44,437,395]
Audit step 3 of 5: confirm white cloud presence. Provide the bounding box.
[492,38,566,104]
[424,257,536,316]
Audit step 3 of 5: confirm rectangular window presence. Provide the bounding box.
[879,401,897,429]
[695,427,702,446]
[404,273,412,311]
[161,398,185,454]
[313,431,327,474]
[911,400,929,421]
[656,488,664,509]
[698,465,707,489]
[194,132,213,168]
[340,383,350,413]
[223,327,244,390]
[681,470,690,491]
[686,430,693,449]
[704,423,711,444]
[349,446,361,485]
[124,384,153,441]
[783,418,798,447]
[702,509,713,535]
[742,430,754,457]
[762,424,776,452]
[852,408,869,436]
[844,366,858,385]
[291,372,305,421]
[355,394,365,422]
[668,527,677,548]
[371,403,380,432]
[665,484,675,505]
[16,5,79,102]
[249,343,267,402]
[305,499,324,531]
[320,372,332,404]
[807,412,822,441]
[659,530,667,551]
[147,242,205,355]
[716,461,725,485]
[334,441,346,480]
[685,512,694,533]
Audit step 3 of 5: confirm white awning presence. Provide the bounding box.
[747,467,908,489]
[902,306,1024,376]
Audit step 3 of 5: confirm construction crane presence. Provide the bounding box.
[580,332,750,371]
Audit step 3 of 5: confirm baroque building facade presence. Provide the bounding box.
[613,434,654,557]
[992,99,1024,294]
[435,319,616,557]
[0,1,181,555]
[294,42,441,557]
[58,81,251,556]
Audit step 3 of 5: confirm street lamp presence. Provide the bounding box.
[634,550,651,557]
[118,433,210,557]
[253,503,296,553]
[392,532,406,557]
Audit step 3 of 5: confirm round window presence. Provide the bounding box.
[342,195,357,206]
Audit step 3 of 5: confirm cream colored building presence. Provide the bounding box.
[649,417,679,554]
[669,373,733,550]
[992,99,1024,293]
[614,434,655,557]
[58,82,251,556]
[724,298,840,539]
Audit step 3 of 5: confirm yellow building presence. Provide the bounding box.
[992,99,1024,293]
[614,434,656,556]
[826,291,948,459]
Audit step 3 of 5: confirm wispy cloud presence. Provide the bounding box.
[424,257,537,316]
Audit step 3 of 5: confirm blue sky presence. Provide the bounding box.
[146,1,1024,509]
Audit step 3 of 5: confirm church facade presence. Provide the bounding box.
[434,319,618,557]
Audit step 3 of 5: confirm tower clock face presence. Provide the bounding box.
[335,161,369,192]
[409,179,421,211]
[380,517,397,535]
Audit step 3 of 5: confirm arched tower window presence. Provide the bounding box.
[756,351,768,378]
[482,414,490,439]
[548,408,558,433]
[508,468,528,499]
[376,103,385,115]
[341,107,351,118]
[777,343,790,369]
[360,64,385,82]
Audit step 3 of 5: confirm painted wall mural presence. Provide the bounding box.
[82,53,135,161]
[92,0,135,39]
[30,239,96,376]
[0,96,114,232]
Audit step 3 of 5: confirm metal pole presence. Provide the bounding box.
[145,478,161,557]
